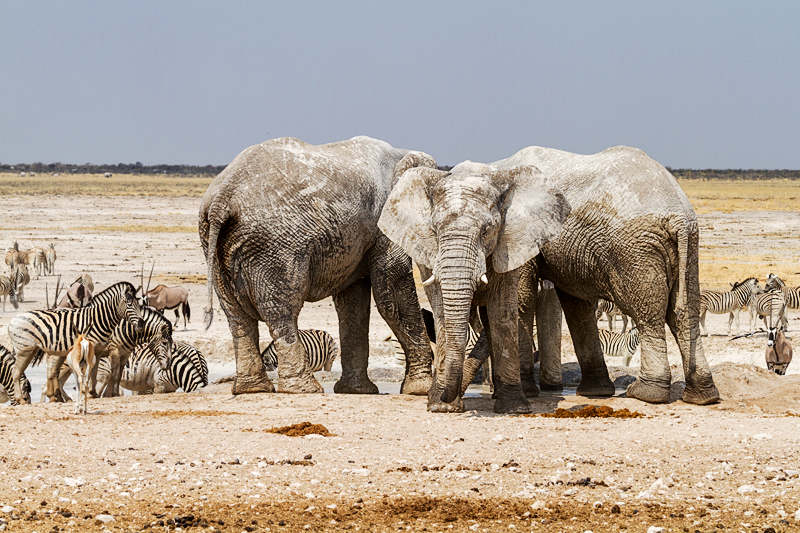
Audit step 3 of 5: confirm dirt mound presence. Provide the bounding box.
[533,405,645,418]
[266,421,333,437]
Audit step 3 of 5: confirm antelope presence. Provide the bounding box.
[66,328,96,414]
[140,265,190,329]
[52,275,94,309]
[766,326,793,375]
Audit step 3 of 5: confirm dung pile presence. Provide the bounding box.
[266,421,333,437]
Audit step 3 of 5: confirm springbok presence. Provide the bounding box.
[66,328,96,414]
[766,326,793,375]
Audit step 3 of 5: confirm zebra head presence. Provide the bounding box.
[151,322,174,371]
[118,283,143,332]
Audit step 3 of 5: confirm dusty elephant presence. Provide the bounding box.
[379,161,571,413]
[493,145,720,405]
[200,136,436,396]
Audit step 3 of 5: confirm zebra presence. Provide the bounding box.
[56,305,173,398]
[44,243,56,275]
[0,345,31,405]
[595,299,629,333]
[96,340,207,394]
[598,327,640,367]
[5,241,20,272]
[11,263,30,302]
[0,273,18,311]
[765,274,800,323]
[6,281,142,404]
[699,277,761,336]
[262,329,339,372]
[749,289,788,332]
[19,248,43,280]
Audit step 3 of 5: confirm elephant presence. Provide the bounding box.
[488,145,720,405]
[379,161,571,413]
[199,136,436,396]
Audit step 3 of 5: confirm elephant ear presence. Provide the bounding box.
[392,151,438,184]
[379,167,446,270]
[492,165,571,273]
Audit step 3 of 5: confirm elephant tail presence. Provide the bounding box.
[203,203,226,331]
[670,215,694,317]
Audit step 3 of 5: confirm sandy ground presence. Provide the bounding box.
[1,194,800,532]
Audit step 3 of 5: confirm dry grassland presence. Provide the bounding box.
[677,178,800,213]
[0,172,212,196]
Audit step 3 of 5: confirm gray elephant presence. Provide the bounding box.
[200,136,436,396]
[379,162,571,413]
[495,145,719,405]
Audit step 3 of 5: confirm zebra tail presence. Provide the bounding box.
[31,347,46,367]
[183,300,191,323]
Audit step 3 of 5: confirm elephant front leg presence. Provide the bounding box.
[483,281,532,415]
[333,277,378,394]
[556,290,615,397]
[368,237,433,395]
[228,315,275,395]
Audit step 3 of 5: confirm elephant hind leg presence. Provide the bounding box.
[666,306,720,405]
[556,290,614,397]
[333,277,378,395]
[228,314,275,395]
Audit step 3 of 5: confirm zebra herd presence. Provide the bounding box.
[1,242,57,311]
[700,274,798,336]
[0,277,210,409]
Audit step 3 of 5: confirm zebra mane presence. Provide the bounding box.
[86,281,135,306]
[731,277,757,290]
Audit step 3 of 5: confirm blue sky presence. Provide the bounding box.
[1,1,798,168]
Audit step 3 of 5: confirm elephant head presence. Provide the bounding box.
[378,162,570,403]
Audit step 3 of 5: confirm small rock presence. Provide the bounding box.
[737,485,756,494]
[593,501,603,508]
[563,488,578,496]
[646,527,664,533]
[491,434,508,443]
[63,477,85,487]
[1,506,13,514]
[531,500,545,510]
[795,509,800,521]
[753,433,772,441]
[95,514,115,524]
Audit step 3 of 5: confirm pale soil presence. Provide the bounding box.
[0,194,799,532]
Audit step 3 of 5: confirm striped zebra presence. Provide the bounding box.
[96,340,207,394]
[765,274,800,322]
[595,299,629,333]
[11,263,30,302]
[0,345,31,405]
[5,241,20,272]
[6,281,142,404]
[598,327,640,367]
[749,289,788,332]
[56,305,173,398]
[262,329,339,372]
[0,273,18,311]
[388,326,480,365]
[44,243,56,275]
[699,277,760,336]
[19,248,44,280]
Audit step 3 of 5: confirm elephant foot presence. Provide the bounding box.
[277,374,322,394]
[521,377,540,398]
[400,372,432,396]
[427,383,465,413]
[576,374,615,397]
[493,385,532,414]
[232,373,276,395]
[334,374,378,394]
[682,375,721,405]
[626,379,670,404]
[539,380,564,392]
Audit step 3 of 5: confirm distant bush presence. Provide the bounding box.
[0,161,226,177]
[667,168,800,180]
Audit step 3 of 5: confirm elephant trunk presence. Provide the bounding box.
[437,237,483,404]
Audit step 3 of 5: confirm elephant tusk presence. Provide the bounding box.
[422,275,436,287]
[480,274,489,285]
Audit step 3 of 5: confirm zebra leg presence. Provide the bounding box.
[699,309,708,336]
[727,311,735,335]
[46,354,68,403]
[333,277,378,394]
[621,314,629,334]
[367,236,432,396]
[228,314,276,395]
[11,351,35,405]
[556,289,614,397]
[104,348,125,397]
[607,312,614,332]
